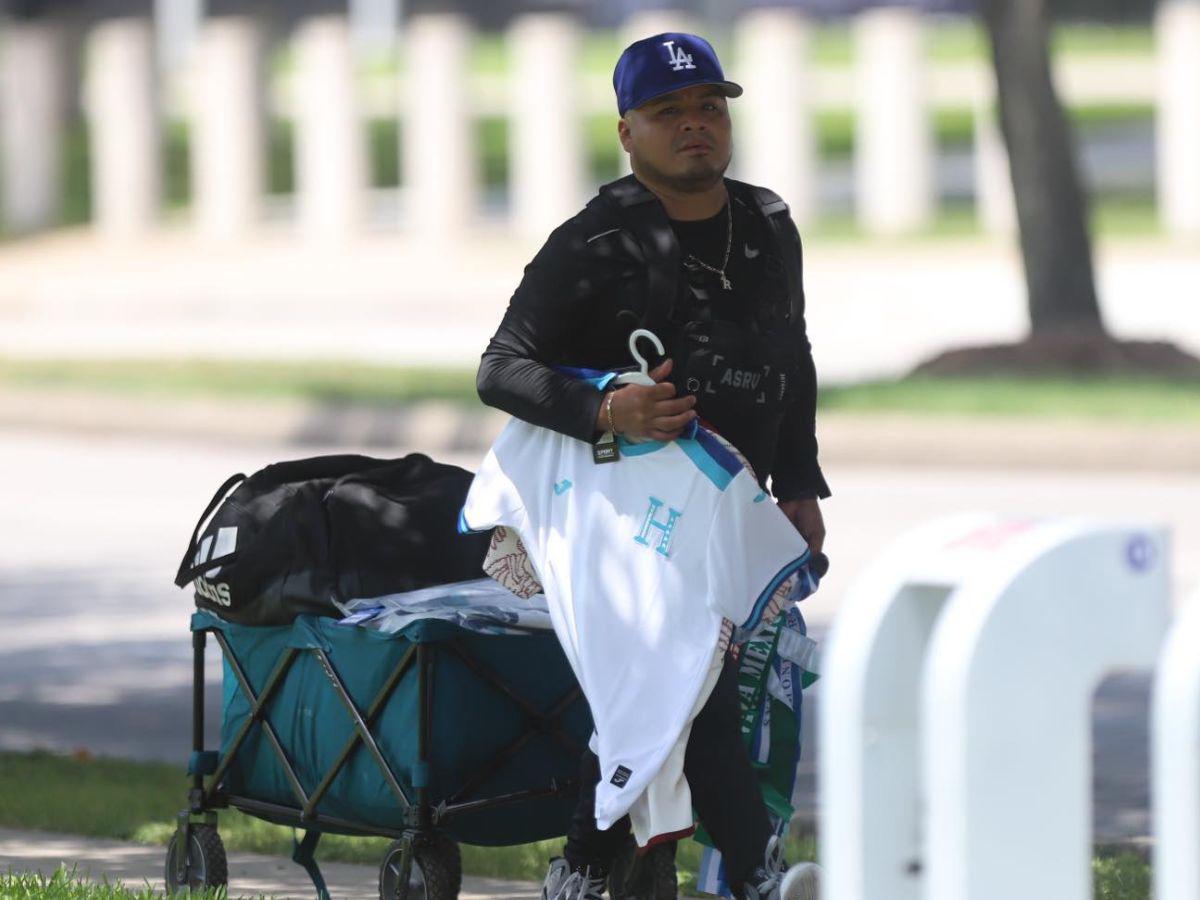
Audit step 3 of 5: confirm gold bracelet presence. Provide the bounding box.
[605,390,619,435]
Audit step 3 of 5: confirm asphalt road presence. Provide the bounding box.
[1,428,1197,846]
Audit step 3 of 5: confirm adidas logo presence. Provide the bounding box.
[192,526,237,608]
[195,575,232,607]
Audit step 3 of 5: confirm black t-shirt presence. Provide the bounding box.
[669,202,779,479]
[670,202,758,329]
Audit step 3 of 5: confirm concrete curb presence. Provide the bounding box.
[1,387,1197,473]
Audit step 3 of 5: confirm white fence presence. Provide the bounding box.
[1,4,1199,241]
[819,514,1196,899]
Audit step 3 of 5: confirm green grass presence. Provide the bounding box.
[362,23,1152,87]
[266,119,295,196]
[1051,23,1155,57]
[0,358,481,407]
[0,752,1152,898]
[2,360,1198,424]
[1093,852,1153,900]
[0,751,812,888]
[1090,194,1163,237]
[0,752,186,841]
[409,21,1151,84]
[478,115,510,190]
[805,193,1160,242]
[0,866,231,900]
[348,23,1153,77]
[61,120,92,227]
[811,102,1149,158]
[0,858,1152,900]
[370,118,402,189]
[164,121,191,212]
[913,21,1155,64]
[819,376,1200,423]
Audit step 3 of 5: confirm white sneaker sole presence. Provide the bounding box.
[780,862,821,900]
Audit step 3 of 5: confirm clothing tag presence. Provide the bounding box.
[593,432,620,464]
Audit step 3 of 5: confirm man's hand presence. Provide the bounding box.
[598,358,698,441]
[778,497,825,555]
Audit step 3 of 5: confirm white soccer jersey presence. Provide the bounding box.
[460,413,813,833]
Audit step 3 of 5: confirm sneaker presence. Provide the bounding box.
[736,836,821,900]
[780,862,821,900]
[737,835,785,900]
[541,857,607,900]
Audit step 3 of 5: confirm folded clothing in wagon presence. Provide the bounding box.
[335,577,553,636]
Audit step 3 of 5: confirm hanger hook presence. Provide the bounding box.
[628,328,665,378]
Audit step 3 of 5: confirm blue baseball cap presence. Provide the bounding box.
[613,33,743,117]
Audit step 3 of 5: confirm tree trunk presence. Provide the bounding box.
[980,0,1107,337]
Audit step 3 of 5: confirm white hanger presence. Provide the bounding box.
[614,328,664,386]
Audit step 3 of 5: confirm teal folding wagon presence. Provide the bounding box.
[166,605,593,900]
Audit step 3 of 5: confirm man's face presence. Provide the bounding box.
[618,84,733,193]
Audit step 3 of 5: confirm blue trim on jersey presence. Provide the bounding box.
[613,423,701,459]
[551,364,619,391]
[671,428,744,491]
[693,428,744,479]
[457,507,489,535]
[740,549,812,632]
[617,436,668,456]
[678,439,735,490]
[615,426,744,490]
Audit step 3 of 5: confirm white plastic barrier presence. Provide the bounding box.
[1153,588,1200,900]
[821,514,1171,900]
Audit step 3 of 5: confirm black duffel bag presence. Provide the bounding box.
[174,453,491,626]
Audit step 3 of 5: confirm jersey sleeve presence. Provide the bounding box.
[475,221,608,444]
[458,428,527,535]
[704,469,812,631]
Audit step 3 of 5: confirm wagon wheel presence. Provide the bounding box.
[379,831,463,900]
[608,837,677,900]
[164,823,228,895]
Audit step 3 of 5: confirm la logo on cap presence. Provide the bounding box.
[662,39,696,72]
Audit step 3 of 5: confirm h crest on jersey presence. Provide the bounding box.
[634,496,683,558]
[661,39,696,72]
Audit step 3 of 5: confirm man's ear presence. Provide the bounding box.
[617,116,632,153]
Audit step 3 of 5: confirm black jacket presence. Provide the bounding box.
[476,174,830,501]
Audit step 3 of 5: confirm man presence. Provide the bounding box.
[476,32,828,900]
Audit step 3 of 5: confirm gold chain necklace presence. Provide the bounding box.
[684,203,733,291]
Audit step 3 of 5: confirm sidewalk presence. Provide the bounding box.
[1,226,1197,385]
[1,386,1197,473]
[0,827,540,900]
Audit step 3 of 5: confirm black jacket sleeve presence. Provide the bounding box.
[476,223,607,443]
[769,220,831,501]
